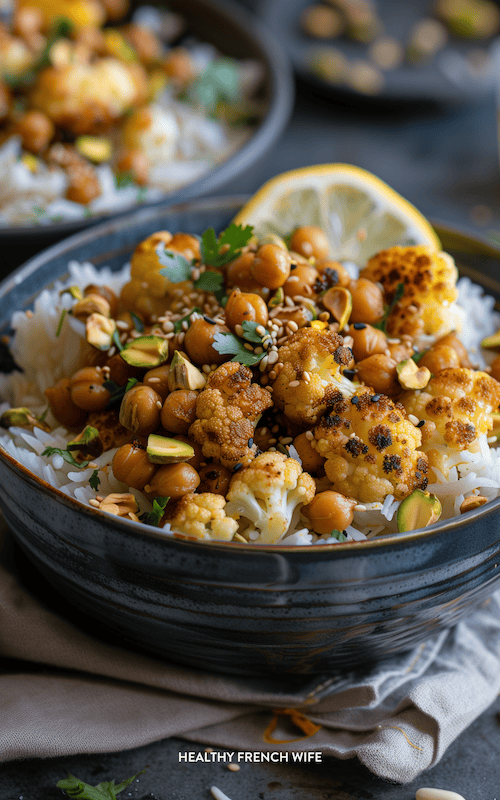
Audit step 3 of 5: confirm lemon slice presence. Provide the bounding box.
[234,164,440,264]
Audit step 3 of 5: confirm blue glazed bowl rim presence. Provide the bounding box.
[0,196,499,553]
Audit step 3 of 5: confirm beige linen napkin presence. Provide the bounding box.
[2,519,500,785]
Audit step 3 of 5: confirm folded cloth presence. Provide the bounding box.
[2,518,500,785]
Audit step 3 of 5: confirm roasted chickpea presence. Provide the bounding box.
[349,323,387,362]
[289,226,330,261]
[303,490,356,535]
[317,260,351,287]
[84,283,118,318]
[115,147,149,186]
[349,278,384,325]
[197,464,232,495]
[160,389,197,434]
[105,353,143,386]
[146,462,200,500]
[168,232,200,262]
[419,345,460,374]
[70,367,112,411]
[112,442,157,490]
[45,378,88,428]
[293,433,325,475]
[119,383,162,435]
[66,163,101,205]
[283,264,318,298]
[184,318,229,366]
[355,354,400,396]
[251,244,291,290]
[226,252,263,294]
[163,48,196,83]
[434,332,473,368]
[143,364,170,399]
[224,289,268,332]
[13,6,44,40]
[175,434,204,470]
[14,111,54,154]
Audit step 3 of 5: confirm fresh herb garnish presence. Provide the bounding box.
[4,18,73,88]
[200,223,253,268]
[374,282,405,333]
[56,308,67,337]
[330,529,347,542]
[103,377,139,408]
[89,469,100,491]
[189,57,240,112]
[57,768,147,799]
[157,246,192,283]
[111,329,123,352]
[241,320,267,343]
[130,312,144,333]
[213,331,265,367]
[194,270,224,294]
[42,446,90,469]
[412,350,426,363]
[141,496,170,527]
[115,171,135,189]
[173,307,201,333]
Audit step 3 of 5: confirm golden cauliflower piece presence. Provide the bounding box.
[225,452,316,544]
[30,57,146,136]
[271,327,355,427]
[161,493,238,541]
[312,388,428,503]
[189,362,273,469]
[402,368,500,474]
[360,246,460,340]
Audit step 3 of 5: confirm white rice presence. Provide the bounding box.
[0,263,499,545]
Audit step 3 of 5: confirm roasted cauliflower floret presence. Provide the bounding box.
[225,452,316,544]
[312,388,428,503]
[402,368,500,476]
[30,57,146,136]
[189,362,273,469]
[161,492,239,541]
[271,327,355,427]
[360,246,461,340]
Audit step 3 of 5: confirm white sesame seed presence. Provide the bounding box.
[288,320,298,332]
[281,436,293,444]
[256,325,266,336]
[268,438,277,445]
[288,380,300,387]
[259,355,269,372]
[408,414,419,425]
[116,320,129,330]
[267,351,278,365]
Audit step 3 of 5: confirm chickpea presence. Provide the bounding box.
[70,367,112,411]
[119,383,162,435]
[14,111,54,154]
[226,252,263,294]
[84,283,118,318]
[160,389,197,434]
[197,464,232,496]
[146,462,200,500]
[349,278,384,325]
[45,378,88,428]
[388,341,414,363]
[163,48,196,84]
[13,6,44,40]
[317,260,351,287]
[349,323,387,362]
[293,433,325,475]
[304,491,356,535]
[143,364,170,400]
[355,354,400,396]
[105,353,142,386]
[168,232,200,262]
[419,345,460,374]
[283,264,318,298]
[224,289,268,332]
[251,244,291,290]
[184,318,229,365]
[66,163,101,205]
[112,442,157,490]
[122,24,161,63]
[490,354,500,383]
[289,226,330,261]
[175,434,204,470]
[115,147,149,186]
[434,332,473,368]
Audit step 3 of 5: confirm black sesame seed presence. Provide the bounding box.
[416,420,425,428]
[233,462,243,472]
[353,323,367,330]
[290,263,297,270]
[371,394,381,402]
[351,396,359,405]
[203,315,216,324]
[343,369,356,380]
[248,438,254,447]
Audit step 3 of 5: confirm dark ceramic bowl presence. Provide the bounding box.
[0,0,294,252]
[0,197,500,676]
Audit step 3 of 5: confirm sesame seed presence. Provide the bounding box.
[148,377,161,383]
[289,380,300,387]
[288,320,298,332]
[259,355,269,372]
[260,427,268,435]
[116,320,129,330]
[305,430,314,441]
[235,324,244,337]
[351,396,359,404]
[256,325,266,336]
[108,346,116,357]
[285,296,295,307]
[416,420,425,428]
[353,322,366,330]
[182,321,189,331]
[354,504,367,512]
[343,369,356,380]
[267,351,278,365]
[371,394,381,402]
[233,463,243,472]
[248,438,254,447]
[281,436,293,444]
[408,414,419,425]
[177,331,185,343]
[268,438,277,445]
[303,371,311,382]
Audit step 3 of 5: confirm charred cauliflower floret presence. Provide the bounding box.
[30,57,146,136]
[225,452,316,544]
[312,388,428,503]
[360,246,461,340]
[161,492,239,541]
[271,327,355,427]
[189,362,273,469]
[402,368,500,475]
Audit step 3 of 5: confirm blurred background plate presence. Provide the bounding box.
[261,0,499,105]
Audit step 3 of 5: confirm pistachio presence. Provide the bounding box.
[397,489,442,533]
[322,286,352,330]
[76,135,113,164]
[397,358,431,390]
[460,495,488,514]
[0,407,51,432]
[120,335,169,368]
[73,293,111,320]
[268,287,284,308]
[67,425,103,459]
[481,329,500,349]
[167,350,206,392]
[147,433,194,464]
[86,313,116,350]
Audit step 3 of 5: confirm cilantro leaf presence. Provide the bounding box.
[200,223,253,268]
[141,496,170,527]
[130,312,144,333]
[42,446,90,469]
[112,329,123,352]
[241,320,267,343]
[89,469,100,491]
[213,331,264,367]
[56,308,67,337]
[330,530,347,542]
[189,57,241,112]
[194,270,224,294]
[115,171,135,189]
[104,377,139,409]
[157,245,192,283]
[57,768,147,799]
[174,307,201,333]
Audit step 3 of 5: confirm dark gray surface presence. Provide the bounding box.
[3,0,500,796]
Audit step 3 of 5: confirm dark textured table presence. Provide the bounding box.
[3,3,500,798]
